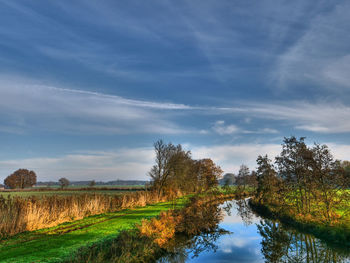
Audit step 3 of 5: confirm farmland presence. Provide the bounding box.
[0,185,145,198]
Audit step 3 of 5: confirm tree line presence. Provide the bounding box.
[148,139,223,197]
[3,169,72,189]
[254,136,350,222]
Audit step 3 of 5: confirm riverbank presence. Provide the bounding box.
[65,192,238,263]
[0,197,188,263]
[249,199,350,248]
[0,190,239,263]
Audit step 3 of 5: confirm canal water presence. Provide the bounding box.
[157,199,350,263]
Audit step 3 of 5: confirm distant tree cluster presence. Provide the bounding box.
[255,136,350,222]
[235,164,257,191]
[4,169,37,189]
[149,140,223,197]
[59,177,70,189]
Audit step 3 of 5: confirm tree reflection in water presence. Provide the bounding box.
[159,199,350,263]
[157,200,231,263]
[257,220,350,263]
[236,198,255,226]
[233,199,350,263]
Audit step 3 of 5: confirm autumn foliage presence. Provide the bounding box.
[4,169,37,189]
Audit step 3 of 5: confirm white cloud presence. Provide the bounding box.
[191,142,350,174]
[191,144,281,174]
[212,120,240,135]
[1,76,350,136]
[0,77,193,135]
[1,142,350,182]
[0,148,155,182]
[239,101,350,134]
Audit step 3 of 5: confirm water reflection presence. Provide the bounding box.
[258,220,350,263]
[157,200,350,263]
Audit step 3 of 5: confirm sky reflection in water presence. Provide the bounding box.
[159,200,350,263]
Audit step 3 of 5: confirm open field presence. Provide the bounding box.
[0,190,127,198]
[0,197,188,263]
[0,185,145,198]
[34,185,146,189]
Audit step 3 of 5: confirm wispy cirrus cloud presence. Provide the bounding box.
[273,1,350,91]
[0,77,193,135]
[237,101,350,134]
[1,75,350,136]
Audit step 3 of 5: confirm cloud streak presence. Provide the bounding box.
[273,1,350,91]
[0,77,194,135]
[3,141,348,182]
[1,76,350,136]
[0,148,155,182]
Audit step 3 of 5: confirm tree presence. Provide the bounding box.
[89,180,96,187]
[4,169,37,189]
[222,173,235,186]
[195,158,223,191]
[59,177,70,189]
[275,136,314,214]
[255,155,281,204]
[341,160,350,187]
[148,140,186,197]
[236,164,250,191]
[148,140,223,196]
[309,144,350,221]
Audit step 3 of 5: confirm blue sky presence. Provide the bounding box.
[1,0,350,182]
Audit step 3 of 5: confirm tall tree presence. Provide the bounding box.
[255,155,281,204]
[275,137,313,214]
[310,144,350,221]
[149,140,187,197]
[236,164,250,191]
[4,169,37,189]
[195,158,223,191]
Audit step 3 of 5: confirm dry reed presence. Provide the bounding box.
[0,190,170,238]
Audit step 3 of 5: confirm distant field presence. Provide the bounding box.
[0,190,128,198]
[34,184,145,189]
[0,185,145,198]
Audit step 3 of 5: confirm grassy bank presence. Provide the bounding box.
[0,197,188,263]
[0,190,172,238]
[65,192,237,263]
[0,189,239,263]
[249,199,350,248]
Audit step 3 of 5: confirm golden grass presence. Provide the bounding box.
[0,190,170,238]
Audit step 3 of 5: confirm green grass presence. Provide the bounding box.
[0,197,188,263]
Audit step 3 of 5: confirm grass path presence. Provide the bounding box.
[0,198,187,263]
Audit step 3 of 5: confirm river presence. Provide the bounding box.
[157,199,350,263]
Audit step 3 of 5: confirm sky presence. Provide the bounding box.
[1,0,350,182]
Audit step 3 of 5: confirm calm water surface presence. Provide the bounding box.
[158,199,350,263]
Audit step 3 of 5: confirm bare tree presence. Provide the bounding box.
[148,140,181,197]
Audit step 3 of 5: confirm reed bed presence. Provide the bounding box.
[0,190,170,238]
